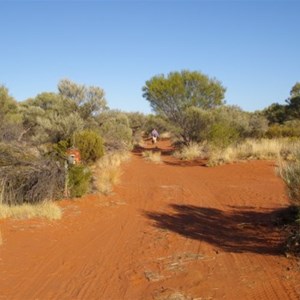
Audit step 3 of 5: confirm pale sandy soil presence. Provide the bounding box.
[0,140,300,300]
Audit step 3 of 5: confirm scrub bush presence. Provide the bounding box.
[0,143,65,205]
[74,130,104,163]
[67,165,92,198]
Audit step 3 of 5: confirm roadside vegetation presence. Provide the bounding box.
[0,202,62,220]
[0,80,135,219]
[142,73,300,256]
[142,150,162,164]
[278,148,300,256]
[1,73,300,236]
[92,151,131,195]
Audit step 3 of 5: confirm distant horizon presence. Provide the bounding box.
[1,1,299,114]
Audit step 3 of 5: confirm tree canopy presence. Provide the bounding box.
[142,70,226,143]
[58,79,108,119]
[143,70,226,121]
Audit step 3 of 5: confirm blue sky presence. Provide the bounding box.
[0,0,299,113]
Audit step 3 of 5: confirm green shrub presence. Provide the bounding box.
[74,130,104,163]
[266,121,300,138]
[208,122,240,149]
[52,140,70,157]
[97,111,133,151]
[210,106,268,140]
[144,115,177,138]
[180,107,213,143]
[68,165,92,198]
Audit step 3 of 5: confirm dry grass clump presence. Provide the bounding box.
[142,150,162,164]
[173,142,206,161]
[0,142,65,205]
[278,149,300,256]
[278,149,300,205]
[0,201,62,220]
[208,138,300,166]
[93,151,131,195]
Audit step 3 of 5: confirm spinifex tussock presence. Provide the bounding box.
[0,201,62,220]
[93,151,131,195]
[173,142,206,161]
[142,150,162,164]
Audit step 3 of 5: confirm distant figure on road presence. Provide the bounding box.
[151,128,159,144]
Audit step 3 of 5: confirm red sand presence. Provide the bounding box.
[1,140,300,299]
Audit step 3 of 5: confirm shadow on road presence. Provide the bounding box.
[132,143,174,156]
[144,204,292,255]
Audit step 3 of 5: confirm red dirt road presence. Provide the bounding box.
[1,140,300,299]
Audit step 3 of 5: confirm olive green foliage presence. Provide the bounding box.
[0,80,109,204]
[264,82,300,124]
[58,79,108,119]
[209,122,240,149]
[144,115,177,137]
[143,70,226,143]
[52,140,70,157]
[126,112,148,144]
[20,92,85,144]
[263,103,287,124]
[74,130,105,163]
[36,111,85,144]
[97,110,133,151]
[248,113,269,138]
[213,106,268,139]
[126,112,147,131]
[181,107,213,143]
[68,165,92,198]
[283,82,300,120]
[0,86,23,141]
[0,85,19,119]
[143,70,225,115]
[286,96,300,120]
[266,120,300,138]
[19,78,108,144]
[179,105,268,147]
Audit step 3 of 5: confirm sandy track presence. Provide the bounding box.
[0,140,300,299]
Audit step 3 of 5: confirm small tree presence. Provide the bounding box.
[181,107,213,143]
[263,103,288,124]
[285,82,300,120]
[97,110,133,151]
[142,70,226,143]
[58,79,108,119]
